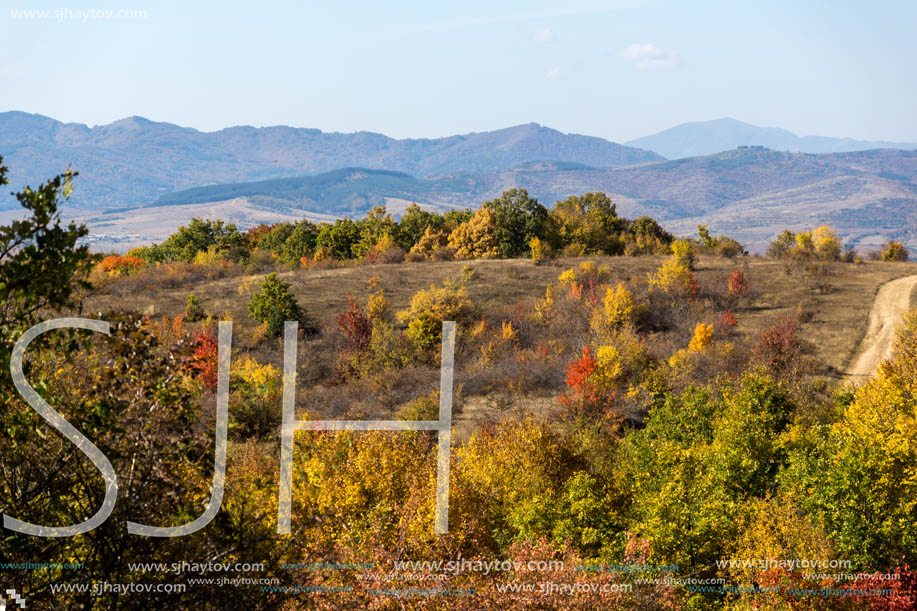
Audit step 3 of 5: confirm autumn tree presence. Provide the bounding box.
[670,238,695,270]
[396,202,446,250]
[448,208,501,259]
[352,206,398,258]
[626,215,674,254]
[882,240,909,261]
[551,192,625,254]
[785,310,917,568]
[767,229,796,259]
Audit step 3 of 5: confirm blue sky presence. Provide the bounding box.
[1,0,915,142]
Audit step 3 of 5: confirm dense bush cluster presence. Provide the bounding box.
[118,190,686,275]
[767,225,850,261]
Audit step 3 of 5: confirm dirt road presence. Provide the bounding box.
[845,274,917,384]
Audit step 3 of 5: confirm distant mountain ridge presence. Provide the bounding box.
[0,111,663,209]
[121,147,917,254]
[626,118,917,159]
[4,111,917,253]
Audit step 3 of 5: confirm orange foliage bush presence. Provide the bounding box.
[99,255,144,275]
[717,309,738,335]
[559,347,616,415]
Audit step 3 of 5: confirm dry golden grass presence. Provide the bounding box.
[84,254,917,385]
[731,258,917,377]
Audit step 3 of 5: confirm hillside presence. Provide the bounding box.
[99,148,917,253]
[84,255,917,428]
[11,147,917,607]
[0,112,662,209]
[626,117,917,159]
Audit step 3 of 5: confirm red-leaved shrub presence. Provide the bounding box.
[336,295,372,354]
[754,319,800,372]
[188,330,219,389]
[728,269,750,300]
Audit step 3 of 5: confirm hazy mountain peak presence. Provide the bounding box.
[626,118,917,159]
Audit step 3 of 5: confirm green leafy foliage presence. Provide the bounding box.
[247,272,314,337]
[316,217,360,259]
[185,292,205,322]
[551,192,625,254]
[143,217,246,263]
[481,188,552,258]
[0,158,96,364]
[624,374,795,571]
[785,311,917,568]
[395,202,446,249]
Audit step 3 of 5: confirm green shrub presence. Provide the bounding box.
[247,273,313,337]
[185,293,204,322]
[278,220,319,264]
[315,218,360,259]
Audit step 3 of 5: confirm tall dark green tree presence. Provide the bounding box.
[482,188,552,258]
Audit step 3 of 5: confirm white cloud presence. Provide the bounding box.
[617,43,681,70]
[533,28,554,43]
[545,67,561,80]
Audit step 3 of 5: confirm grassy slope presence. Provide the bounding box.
[84,255,917,436]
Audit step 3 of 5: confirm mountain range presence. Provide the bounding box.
[626,117,917,159]
[0,111,661,209]
[2,111,917,253]
[77,148,917,254]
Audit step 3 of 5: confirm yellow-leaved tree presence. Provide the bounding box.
[785,308,917,569]
[448,208,500,259]
[398,278,475,351]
